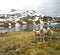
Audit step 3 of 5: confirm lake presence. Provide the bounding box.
[0,23,60,32]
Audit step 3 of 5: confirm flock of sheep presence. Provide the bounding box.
[33,27,54,42]
[33,18,54,42]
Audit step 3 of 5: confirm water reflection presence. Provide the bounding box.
[0,23,60,32]
[0,24,40,32]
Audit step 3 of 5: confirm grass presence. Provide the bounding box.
[0,30,60,55]
[0,31,34,47]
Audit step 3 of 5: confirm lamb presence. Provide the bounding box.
[46,27,54,40]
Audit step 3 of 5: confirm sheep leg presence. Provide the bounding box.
[39,35,42,41]
[43,36,44,42]
[50,36,51,40]
[39,35,41,41]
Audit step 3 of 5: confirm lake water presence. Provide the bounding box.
[0,25,40,32]
[0,23,60,32]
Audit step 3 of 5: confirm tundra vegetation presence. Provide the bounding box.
[0,30,60,55]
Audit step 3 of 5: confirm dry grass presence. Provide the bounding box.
[0,30,60,55]
[0,31,34,47]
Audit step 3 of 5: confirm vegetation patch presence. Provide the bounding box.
[0,30,60,55]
